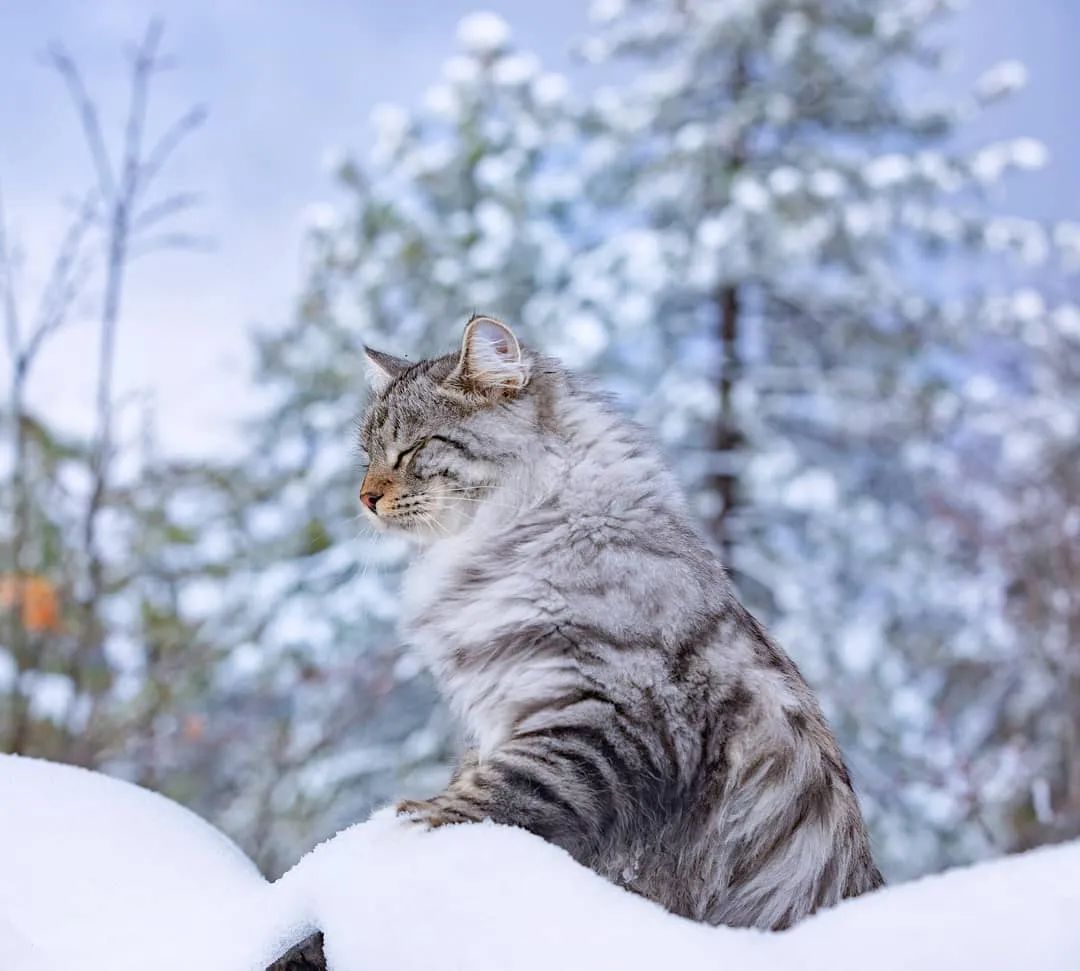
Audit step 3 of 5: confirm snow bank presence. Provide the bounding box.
[2,754,1079,971]
[0,755,297,970]
[0,912,58,971]
[282,812,1080,971]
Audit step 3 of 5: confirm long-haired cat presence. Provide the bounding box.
[358,315,883,930]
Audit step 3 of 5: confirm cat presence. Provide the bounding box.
[357,315,883,931]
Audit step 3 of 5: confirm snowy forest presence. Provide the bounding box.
[1,0,1078,888]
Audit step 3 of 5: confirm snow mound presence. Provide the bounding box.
[0,913,58,971]
[0,755,296,971]
[2,755,1079,970]
[278,810,728,969]
[279,812,1080,971]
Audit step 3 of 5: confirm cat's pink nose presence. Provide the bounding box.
[360,491,383,513]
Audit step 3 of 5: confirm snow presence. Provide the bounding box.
[0,913,57,971]
[589,0,626,23]
[369,103,408,144]
[301,203,336,233]
[984,216,1050,265]
[1011,288,1046,321]
[864,153,913,189]
[1011,137,1050,170]
[784,468,839,511]
[768,166,803,196]
[771,11,809,62]
[975,60,1028,101]
[474,199,515,243]
[422,83,457,119]
[972,139,1049,184]
[533,72,570,108]
[493,52,539,87]
[456,12,511,55]
[443,55,480,86]
[20,671,75,723]
[0,755,293,971]
[732,175,770,213]
[808,168,845,198]
[3,755,1080,971]
[1052,303,1080,337]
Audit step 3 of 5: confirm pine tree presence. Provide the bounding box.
[578,0,1079,873]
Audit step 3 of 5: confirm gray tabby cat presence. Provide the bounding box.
[358,315,883,930]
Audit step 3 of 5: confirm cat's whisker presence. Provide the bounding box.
[414,509,450,537]
[430,494,499,504]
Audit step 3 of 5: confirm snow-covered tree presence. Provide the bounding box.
[218,2,1079,876]
[576,0,1080,873]
[945,280,1080,853]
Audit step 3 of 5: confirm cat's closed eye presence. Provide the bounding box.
[392,439,428,470]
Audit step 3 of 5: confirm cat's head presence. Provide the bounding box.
[357,316,538,540]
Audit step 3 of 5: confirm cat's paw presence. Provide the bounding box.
[394,797,435,820]
[395,798,475,829]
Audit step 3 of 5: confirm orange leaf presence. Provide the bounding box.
[0,574,63,633]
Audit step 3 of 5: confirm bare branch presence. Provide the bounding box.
[130,232,214,259]
[45,45,116,201]
[22,192,99,363]
[133,191,203,232]
[138,105,209,196]
[23,261,95,370]
[58,190,107,227]
[0,184,22,360]
[118,19,164,204]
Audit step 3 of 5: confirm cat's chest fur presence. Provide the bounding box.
[401,521,573,756]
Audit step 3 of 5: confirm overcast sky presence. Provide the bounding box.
[1,0,1077,456]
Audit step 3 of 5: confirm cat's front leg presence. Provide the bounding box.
[395,748,484,827]
[395,733,616,861]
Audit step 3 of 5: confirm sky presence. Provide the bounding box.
[0,0,1078,457]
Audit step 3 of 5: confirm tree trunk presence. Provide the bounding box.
[710,282,742,564]
[708,45,748,566]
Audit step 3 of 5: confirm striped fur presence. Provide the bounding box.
[358,317,883,930]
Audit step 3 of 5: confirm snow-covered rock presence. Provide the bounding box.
[2,755,1079,971]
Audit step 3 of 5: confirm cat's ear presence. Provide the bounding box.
[363,346,410,393]
[452,316,529,395]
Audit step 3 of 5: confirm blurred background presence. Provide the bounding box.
[1,0,1077,879]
